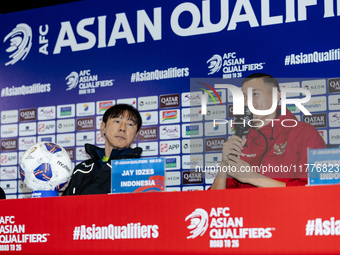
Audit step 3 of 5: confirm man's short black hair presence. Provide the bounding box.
[242,73,280,92]
[102,104,142,132]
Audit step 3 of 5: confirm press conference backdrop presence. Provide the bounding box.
[0,0,340,198]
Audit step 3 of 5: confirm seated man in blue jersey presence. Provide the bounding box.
[63,104,143,195]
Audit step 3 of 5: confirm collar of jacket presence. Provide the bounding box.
[84,143,143,161]
[247,107,298,140]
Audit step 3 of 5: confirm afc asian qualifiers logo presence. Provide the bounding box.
[207,54,222,75]
[66,71,79,90]
[185,208,209,239]
[4,23,32,65]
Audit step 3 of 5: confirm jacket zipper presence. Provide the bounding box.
[257,129,268,168]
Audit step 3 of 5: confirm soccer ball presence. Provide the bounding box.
[19,142,72,191]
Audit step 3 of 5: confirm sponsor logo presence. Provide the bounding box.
[19,108,36,122]
[1,124,18,138]
[38,106,56,120]
[302,79,326,95]
[182,154,203,169]
[182,139,203,154]
[4,23,32,65]
[138,96,158,111]
[76,102,95,116]
[329,112,340,127]
[205,105,227,121]
[205,122,227,137]
[302,96,327,112]
[0,166,17,180]
[159,125,180,139]
[57,119,75,133]
[183,124,202,137]
[19,137,36,151]
[1,110,18,124]
[160,94,180,108]
[76,117,95,131]
[57,104,75,118]
[182,171,204,185]
[96,131,105,144]
[19,123,36,136]
[0,152,18,166]
[76,147,91,161]
[65,148,75,161]
[141,111,158,126]
[329,78,340,93]
[160,140,180,155]
[205,137,226,152]
[117,98,137,108]
[181,92,202,107]
[38,135,55,143]
[165,171,181,186]
[329,129,340,144]
[38,121,56,134]
[165,156,180,170]
[1,139,18,151]
[328,95,340,111]
[138,127,158,141]
[138,142,158,156]
[181,107,202,122]
[76,132,95,146]
[303,113,327,128]
[97,101,114,114]
[160,110,180,123]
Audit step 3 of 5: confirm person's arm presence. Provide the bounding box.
[210,135,245,190]
[210,161,228,190]
[211,135,286,189]
[226,154,286,187]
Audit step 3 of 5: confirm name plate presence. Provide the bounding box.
[111,157,165,194]
[308,148,340,185]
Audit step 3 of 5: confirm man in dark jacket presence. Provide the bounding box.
[63,104,143,195]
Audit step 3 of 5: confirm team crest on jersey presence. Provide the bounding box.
[274,141,287,155]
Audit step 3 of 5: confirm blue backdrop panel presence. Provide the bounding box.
[0,0,340,197]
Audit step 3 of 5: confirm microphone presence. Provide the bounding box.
[228,108,253,162]
[233,107,253,138]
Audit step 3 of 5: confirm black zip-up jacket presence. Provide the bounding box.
[62,144,143,195]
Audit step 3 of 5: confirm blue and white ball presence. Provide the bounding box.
[19,142,72,191]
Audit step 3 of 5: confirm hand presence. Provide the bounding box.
[221,135,247,165]
[225,154,254,183]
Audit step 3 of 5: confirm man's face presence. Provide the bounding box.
[241,78,280,119]
[100,111,138,150]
